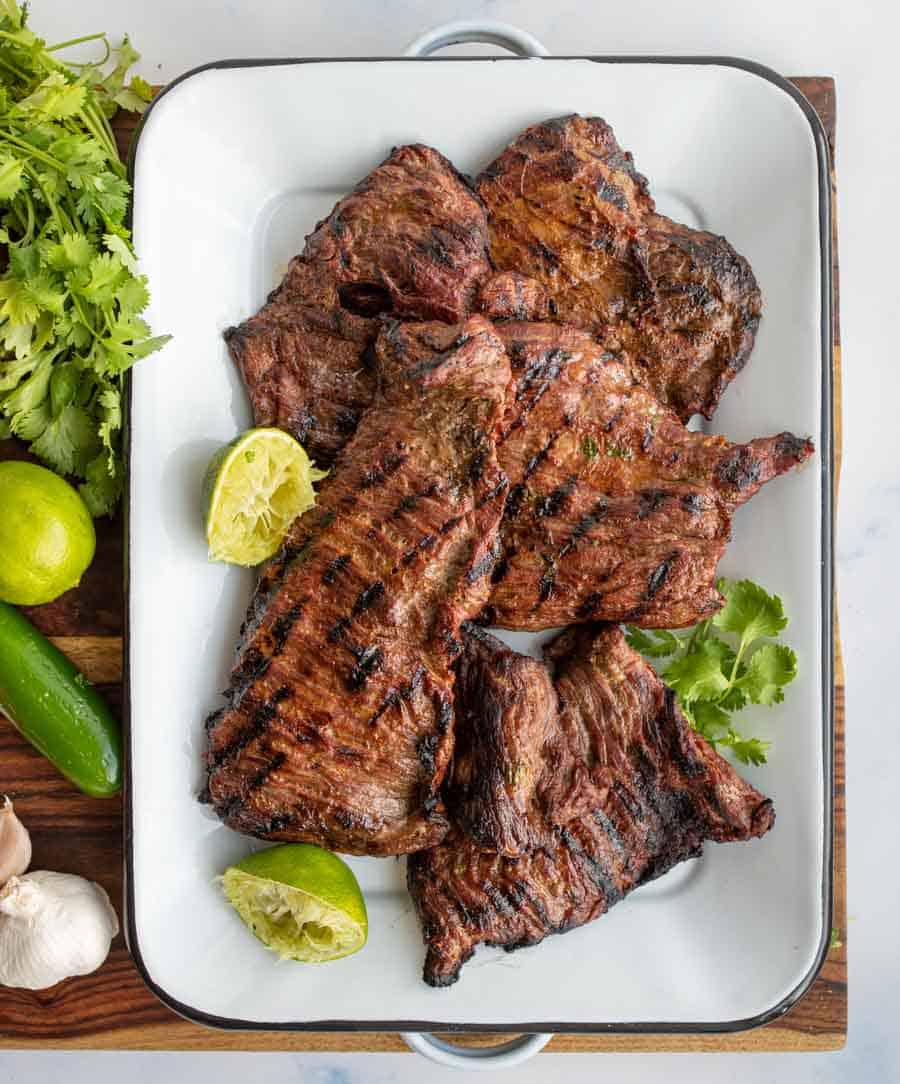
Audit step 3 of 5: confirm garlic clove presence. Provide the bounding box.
[0,796,31,886]
[0,870,118,990]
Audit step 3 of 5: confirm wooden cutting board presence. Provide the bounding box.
[0,76,845,1053]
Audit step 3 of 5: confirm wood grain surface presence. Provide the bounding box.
[0,76,845,1052]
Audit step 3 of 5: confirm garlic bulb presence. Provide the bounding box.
[0,796,31,885]
[0,870,119,989]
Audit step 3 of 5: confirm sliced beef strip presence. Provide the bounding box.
[476,114,763,421]
[481,321,813,630]
[225,143,493,467]
[205,316,510,856]
[408,625,774,986]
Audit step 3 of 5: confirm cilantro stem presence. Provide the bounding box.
[0,128,66,171]
[0,53,27,83]
[46,33,108,53]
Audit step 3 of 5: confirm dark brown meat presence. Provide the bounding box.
[447,624,557,857]
[476,115,763,420]
[408,625,774,986]
[205,316,510,856]
[226,144,492,466]
[476,271,552,322]
[480,322,813,630]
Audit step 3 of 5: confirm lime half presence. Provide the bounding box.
[221,844,368,963]
[203,428,327,566]
[0,461,96,605]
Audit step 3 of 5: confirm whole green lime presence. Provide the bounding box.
[0,461,96,606]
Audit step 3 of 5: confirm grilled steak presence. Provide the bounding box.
[476,115,763,420]
[408,625,775,986]
[481,322,813,630]
[447,623,557,857]
[225,144,492,466]
[205,316,510,855]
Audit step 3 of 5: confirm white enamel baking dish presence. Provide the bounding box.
[124,19,833,1070]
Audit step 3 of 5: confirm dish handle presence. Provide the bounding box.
[404,19,549,58]
[400,1030,553,1070]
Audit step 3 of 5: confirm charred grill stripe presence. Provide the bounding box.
[367,688,400,727]
[477,476,509,509]
[272,603,303,653]
[439,514,464,534]
[577,591,603,619]
[210,703,277,767]
[482,882,516,916]
[262,812,293,834]
[328,616,351,643]
[417,733,440,775]
[638,490,668,519]
[346,645,383,691]
[535,476,578,519]
[515,348,571,402]
[322,554,350,585]
[466,548,497,584]
[591,808,629,862]
[361,452,406,488]
[437,697,453,734]
[558,826,623,906]
[352,580,385,616]
[522,431,560,479]
[558,497,608,559]
[505,482,527,519]
[646,554,676,599]
[221,751,289,822]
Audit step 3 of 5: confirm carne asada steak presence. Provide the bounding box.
[447,623,557,857]
[481,321,813,630]
[206,316,510,855]
[225,144,492,466]
[476,114,763,420]
[408,625,775,986]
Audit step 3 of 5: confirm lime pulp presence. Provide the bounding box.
[220,843,368,963]
[203,428,327,566]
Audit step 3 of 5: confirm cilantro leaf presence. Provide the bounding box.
[713,579,788,646]
[719,733,770,767]
[624,626,681,658]
[0,7,168,513]
[662,638,732,702]
[740,643,798,706]
[0,153,25,201]
[31,402,99,475]
[626,577,798,767]
[79,449,123,517]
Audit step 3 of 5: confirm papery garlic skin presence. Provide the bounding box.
[0,871,118,989]
[0,797,31,885]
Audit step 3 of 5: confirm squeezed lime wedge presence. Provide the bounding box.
[220,844,368,963]
[203,428,326,566]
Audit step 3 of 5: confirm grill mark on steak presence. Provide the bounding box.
[476,114,764,421]
[487,321,813,630]
[224,144,492,468]
[408,626,775,985]
[206,317,510,856]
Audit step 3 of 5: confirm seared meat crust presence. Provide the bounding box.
[408,625,774,986]
[482,322,813,630]
[226,144,492,466]
[206,317,509,855]
[476,115,763,420]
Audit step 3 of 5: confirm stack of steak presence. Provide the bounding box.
[205,115,812,984]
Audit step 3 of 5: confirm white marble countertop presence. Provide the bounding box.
[2,1,897,1081]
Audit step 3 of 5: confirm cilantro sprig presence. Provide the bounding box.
[625,579,798,766]
[0,2,168,515]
